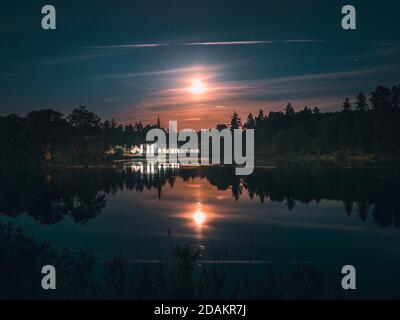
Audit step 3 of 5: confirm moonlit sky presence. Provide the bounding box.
[1,0,399,129]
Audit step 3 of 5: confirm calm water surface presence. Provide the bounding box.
[1,163,400,298]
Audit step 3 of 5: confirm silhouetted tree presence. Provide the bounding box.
[342,98,352,112]
[255,110,265,126]
[313,107,320,114]
[67,106,101,135]
[302,106,312,115]
[370,86,392,110]
[245,113,256,129]
[284,103,295,116]
[355,92,368,112]
[230,111,242,129]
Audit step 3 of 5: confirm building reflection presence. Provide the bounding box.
[124,161,180,176]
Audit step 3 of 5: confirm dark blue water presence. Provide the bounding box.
[1,163,400,299]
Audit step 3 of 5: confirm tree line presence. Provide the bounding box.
[0,84,399,165]
[234,84,400,158]
[0,106,159,165]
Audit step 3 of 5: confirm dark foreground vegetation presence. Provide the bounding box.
[0,222,340,300]
[0,84,399,165]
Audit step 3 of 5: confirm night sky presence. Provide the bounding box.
[1,0,399,129]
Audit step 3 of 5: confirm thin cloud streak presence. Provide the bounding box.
[85,43,165,49]
[185,39,324,46]
[93,65,220,80]
[86,39,324,49]
[40,39,325,65]
[186,41,273,46]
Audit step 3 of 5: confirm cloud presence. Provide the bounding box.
[259,68,385,85]
[85,43,165,49]
[117,64,392,129]
[184,40,274,46]
[38,47,131,65]
[93,65,221,80]
[38,39,325,65]
[87,39,323,49]
[184,39,324,46]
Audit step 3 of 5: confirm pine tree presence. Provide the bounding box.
[284,102,295,116]
[370,86,392,110]
[245,113,255,129]
[355,92,368,112]
[342,98,352,112]
[255,110,265,127]
[313,107,320,114]
[230,111,242,129]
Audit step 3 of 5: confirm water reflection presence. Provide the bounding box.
[193,203,206,227]
[0,163,399,230]
[174,201,210,247]
[191,202,208,247]
[2,163,400,299]
[129,161,181,176]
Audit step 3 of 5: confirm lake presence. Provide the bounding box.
[1,162,400,299]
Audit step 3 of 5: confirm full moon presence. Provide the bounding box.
[189,79,207,95]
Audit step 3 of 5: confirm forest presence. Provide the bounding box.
[243,84,400,159]
[0,84,399,165]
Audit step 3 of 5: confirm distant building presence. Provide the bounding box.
[157,116,161,128]
[130,145,141,155]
